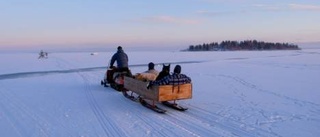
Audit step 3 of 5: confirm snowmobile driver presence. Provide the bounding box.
[109,46,132,76]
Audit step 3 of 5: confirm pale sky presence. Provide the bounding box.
[1,0,320,50]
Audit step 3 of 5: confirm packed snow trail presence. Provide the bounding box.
[0,50,319,136]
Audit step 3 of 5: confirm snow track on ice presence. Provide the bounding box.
[54,57,128,136]
[187,105,280,137]
[117,93,190,136]
[0,86,74,137]
[82,74,127,137]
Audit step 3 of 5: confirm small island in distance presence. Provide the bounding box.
[184,40,300,51]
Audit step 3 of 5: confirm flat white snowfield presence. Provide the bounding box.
[0,49,319,137]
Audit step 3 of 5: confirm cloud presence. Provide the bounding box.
[139,15,200,25]
[252,3,320,12]
[198,0,253,3]
[252,4,282,11]
[196,3,320,19]
[197,3,320,18]
[196,10,246,16]
[197,10,230,16]
[289,4,320,11]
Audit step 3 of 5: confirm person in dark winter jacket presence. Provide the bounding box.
[148,65,191,88]
[110,46,129,71]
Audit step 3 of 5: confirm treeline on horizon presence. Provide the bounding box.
[185,40,300,51]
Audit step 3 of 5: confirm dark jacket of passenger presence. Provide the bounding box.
[150,73,191,85]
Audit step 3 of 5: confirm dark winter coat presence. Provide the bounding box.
[150,73,191,86]
[110,49,128,68]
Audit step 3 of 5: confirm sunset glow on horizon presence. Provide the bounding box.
[1,0,319,50]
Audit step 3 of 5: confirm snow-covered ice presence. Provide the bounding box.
[0,49,319,137]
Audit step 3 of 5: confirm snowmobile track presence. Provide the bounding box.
[0,87,60,137]
[54,57,127,136]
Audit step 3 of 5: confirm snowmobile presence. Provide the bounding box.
[101,66,192,113]
[100,66,130,91]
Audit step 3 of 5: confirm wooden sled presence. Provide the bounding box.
[123,76,192,113]
[124,76,192,101]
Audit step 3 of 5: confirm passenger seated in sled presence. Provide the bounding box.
[144,62,159,75]
[134,62,159,81]
[147,65,191,89]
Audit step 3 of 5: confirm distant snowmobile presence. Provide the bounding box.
[38,50,48,59]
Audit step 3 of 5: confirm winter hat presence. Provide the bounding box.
[174,65,181,74]
[148,62,155,70]
[117,46,122,50]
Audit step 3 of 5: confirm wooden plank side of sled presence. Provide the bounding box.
[124,76,192,102]
[124,76,158,100]
[158,84,192,101]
